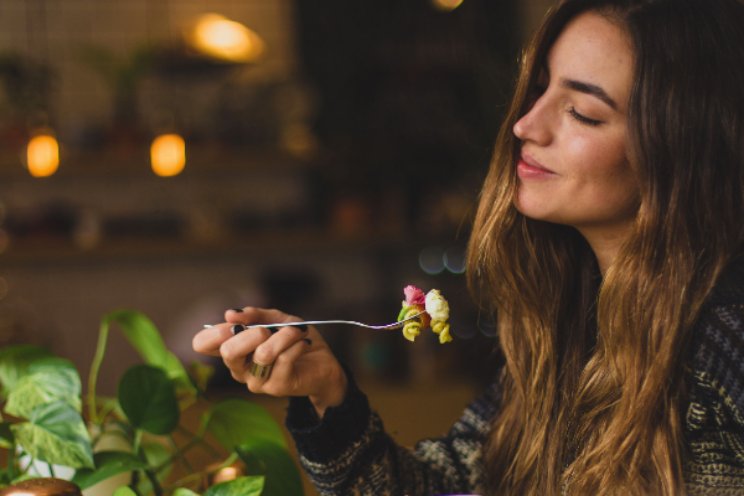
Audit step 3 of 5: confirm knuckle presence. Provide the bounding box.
[229,370,245,384]
[246,380,262,394]
[274,352,292,367]
[219,341,236,361]
[252,343,274,365]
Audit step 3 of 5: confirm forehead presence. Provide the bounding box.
[547,11,634,109]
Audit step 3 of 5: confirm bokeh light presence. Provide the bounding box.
[150,133,186,177]
[189,13,265,63]
[26,133,60,178]
[431,0,464,12]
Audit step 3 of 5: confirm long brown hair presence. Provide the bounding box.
[466,0,744,493]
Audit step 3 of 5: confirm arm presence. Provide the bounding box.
[286,371,500,496]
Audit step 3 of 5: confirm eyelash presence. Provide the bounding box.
[568,106,602,127]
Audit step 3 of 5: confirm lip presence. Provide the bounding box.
[516,154,557,179]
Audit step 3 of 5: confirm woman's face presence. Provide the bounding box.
[513,11,639,236]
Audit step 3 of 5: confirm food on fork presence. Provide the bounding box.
[397,285,453,343]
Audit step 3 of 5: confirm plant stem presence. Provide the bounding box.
[7,444,17,479]
[167,435,194,473]
[176,425,221,457]
[165,453,238,492]
[154,436,202,473]
[133,429,143,454]
[87,318,112,424]
[144,468,164,496]
[47,462,56,477]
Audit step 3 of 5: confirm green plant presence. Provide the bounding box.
[0,309,303,495]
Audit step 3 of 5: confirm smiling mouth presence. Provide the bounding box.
[517,155,556,178]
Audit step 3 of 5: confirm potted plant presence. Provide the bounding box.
[0,310,303,496]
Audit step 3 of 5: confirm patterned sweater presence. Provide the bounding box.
[286,260,744,495]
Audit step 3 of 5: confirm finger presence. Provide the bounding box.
[250,324,309,367]
[192,324,234,357]
[247,338,312,394]
[259,338,313,396]
[224,306,298,326]
[219,326,272,373]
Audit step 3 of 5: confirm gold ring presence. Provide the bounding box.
[249,360,273,380]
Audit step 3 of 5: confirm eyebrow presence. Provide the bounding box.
[560,78,618,110]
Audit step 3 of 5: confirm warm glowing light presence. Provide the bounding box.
[150,133,186,177]
[432,0,464,11]
[26,133,59,177]
[189,13,264,63]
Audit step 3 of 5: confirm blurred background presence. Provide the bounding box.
[0,0,552,486]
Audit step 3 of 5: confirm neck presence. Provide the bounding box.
[577,221,634,275]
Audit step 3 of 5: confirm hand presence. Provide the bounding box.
[192,307,348,417]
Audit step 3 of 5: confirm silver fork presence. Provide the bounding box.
[203,312,425,331]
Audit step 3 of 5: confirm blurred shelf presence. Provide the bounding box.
[0,229,422,265]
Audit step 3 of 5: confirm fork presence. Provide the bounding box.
[203,312,425,331]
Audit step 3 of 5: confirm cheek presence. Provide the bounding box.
[570,136,638,208]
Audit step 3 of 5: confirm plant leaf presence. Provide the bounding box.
[236,442,303,496]
[5,358,82,418]
[103,310,196,397]
[11,401,94,469]
[204,399,302,495]
[203,399,286,449]
[113,487,138,496]
[204,475,264,496]
[0,345,52,396]
[118,365,179,435]
[173,489,201,496]
[0,420,13,448]
[134,441,172,495]
[72,451,147,489]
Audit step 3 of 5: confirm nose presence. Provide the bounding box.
[513,96,552,145]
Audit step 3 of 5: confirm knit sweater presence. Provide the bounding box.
[286,259,744,495]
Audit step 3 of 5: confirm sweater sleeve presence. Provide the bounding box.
[691,302,744,431]
[285,372,499,496]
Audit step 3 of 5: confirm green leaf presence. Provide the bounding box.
[141,440,171,474]
[118,365,179,435]
[5,358,82,418]
[203,399,287,449]
[72,451,147,489]
[112,487,138,496]
[0,420,13,448]
[0,345,53,396]
[103,310,196,397]
[11,401,94,469]
[190,361,215,393]
[204,399,302,495]
[236,442,303,496]
[173,489,201,496]
[204,476,264,496]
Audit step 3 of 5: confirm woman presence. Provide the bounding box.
[193,0,744,493]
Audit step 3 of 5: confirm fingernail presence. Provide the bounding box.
[292,324,308,332]
[231,324,245,334]
[303,338,312,345]
[231,308,243,313]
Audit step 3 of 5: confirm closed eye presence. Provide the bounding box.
[568,107,603,126]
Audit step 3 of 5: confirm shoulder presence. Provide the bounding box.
[688,255,744,416]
